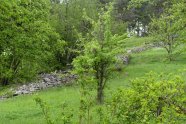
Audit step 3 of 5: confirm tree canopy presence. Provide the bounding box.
[0,0,63,85]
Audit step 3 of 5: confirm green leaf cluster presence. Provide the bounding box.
[106,72,186,123]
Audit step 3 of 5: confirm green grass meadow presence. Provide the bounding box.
[0,38,186,124]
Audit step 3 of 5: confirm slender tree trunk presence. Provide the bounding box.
[64,0,70,66]
[97,64,104,104]
[156,97,163,123]
[97,84,103,104]
[136,20,140,37]
[167,40,173,61]
[156,105,162,116]
[167,49,173,61]
[2,78,9,86]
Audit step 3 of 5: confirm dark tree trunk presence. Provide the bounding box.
[97,63,105,104]
[97,84,103,104]
[167,48,173,61]
[2,78,9,86]
[156,105,162,117]
[167,38,173,61]
[156,97,163,123]
[136,20,140,37]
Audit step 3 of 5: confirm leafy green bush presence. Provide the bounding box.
[106,72,186,124]
[0,0,64,85]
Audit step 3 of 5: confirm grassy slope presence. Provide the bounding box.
[0,37,186,124]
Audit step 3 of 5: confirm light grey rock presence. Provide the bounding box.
[43,77,51,83]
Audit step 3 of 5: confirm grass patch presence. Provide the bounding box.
[124,36,153,49]
[0,47,186,123]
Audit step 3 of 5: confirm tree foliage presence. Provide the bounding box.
[0,0,63,85]
[49,0,100,66]
[73,4,126,103]
[150,0,186,60]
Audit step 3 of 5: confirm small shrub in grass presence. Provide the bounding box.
[78,88,95,124]
[59,102,74,124]
[35,97,74,124]
[105,72,186,124]
[35,97,54,124]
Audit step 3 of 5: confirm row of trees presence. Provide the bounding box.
[0,0,109,85]
[0,0,130,85]
[0,0,185,89]
[49,0,186,66]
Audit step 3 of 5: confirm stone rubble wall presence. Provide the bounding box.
[13,71,77,96]
[0,71,77,99]
[0,44,159,100]
[119,43,158,65]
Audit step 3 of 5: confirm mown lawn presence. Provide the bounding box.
[0,46,186,124]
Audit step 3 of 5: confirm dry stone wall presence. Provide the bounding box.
[0,71,77,99]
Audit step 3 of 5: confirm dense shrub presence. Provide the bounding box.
[106,72,186,123]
